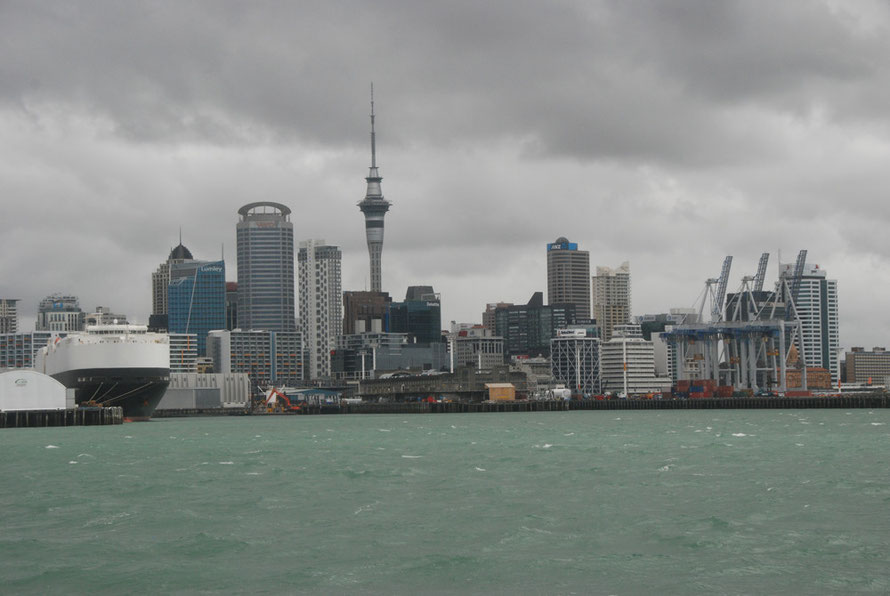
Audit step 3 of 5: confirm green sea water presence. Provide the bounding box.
[2,410,889,595]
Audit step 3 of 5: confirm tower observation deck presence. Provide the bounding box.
[358,85,391,293]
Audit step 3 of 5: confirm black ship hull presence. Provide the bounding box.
[51,367,170,421]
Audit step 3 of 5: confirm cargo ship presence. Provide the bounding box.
[35,324,170,421]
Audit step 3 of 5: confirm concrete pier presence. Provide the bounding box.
[0,407,124,429]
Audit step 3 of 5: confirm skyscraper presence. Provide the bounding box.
[168,260,226,356]
[358,88,391,293]
[781,261,839,383]
[547,237,591,321]
[0,299,19,334]
[592,262,631,342]
[152,241,194,319]
[298,239,342,380]
[236,202,296,332]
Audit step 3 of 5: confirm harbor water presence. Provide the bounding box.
[2,410,889,594]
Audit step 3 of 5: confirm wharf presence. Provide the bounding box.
[330,394,890,414]
[144,394,890,418]
[0,407,124,429]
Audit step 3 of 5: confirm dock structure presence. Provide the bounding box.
[0,407,124,428]
[303,394,890,415]
[356,365,529,402]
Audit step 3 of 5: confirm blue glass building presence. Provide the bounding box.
[168,260,226,356]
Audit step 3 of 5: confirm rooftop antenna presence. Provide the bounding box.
[179,226,182,246]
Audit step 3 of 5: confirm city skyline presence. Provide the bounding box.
[2,3,890,348]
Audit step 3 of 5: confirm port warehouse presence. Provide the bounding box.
[0,369,123,427]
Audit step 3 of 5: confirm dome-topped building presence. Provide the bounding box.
[152,235,196,325]
[168,243,193,261]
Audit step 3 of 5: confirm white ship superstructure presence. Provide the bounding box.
[36,324,170,420]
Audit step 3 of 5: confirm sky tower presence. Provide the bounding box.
[358,85,391,293]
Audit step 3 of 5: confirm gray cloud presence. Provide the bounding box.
[1,0,889,348]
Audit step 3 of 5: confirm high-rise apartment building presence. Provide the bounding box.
[35,294,83,332]
[358,89,391,293]
[236,202,296,332]
[547,237,590,321]
[592,262,631,342]
[298,239,342,380]
[0,331,55,369]
[781,262,839,382]
[168,260,226,356]
[0,299,19,334]
[208,329,303,387]
[169,333,198,373]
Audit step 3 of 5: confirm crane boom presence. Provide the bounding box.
[712,256,733,321]
[753,252,769,292]
[786,249,807,320]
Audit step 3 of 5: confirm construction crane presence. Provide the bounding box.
[712,256,733,322]
[753,252,769,292]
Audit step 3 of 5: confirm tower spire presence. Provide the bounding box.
[358,85,391,294]
[370,83,376,169]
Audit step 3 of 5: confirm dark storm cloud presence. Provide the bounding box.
[4,1,886,163]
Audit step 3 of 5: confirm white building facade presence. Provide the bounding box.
[298,239,342,380]
[781,262,839,383]
[599,324,671,396]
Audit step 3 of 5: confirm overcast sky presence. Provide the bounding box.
[2,1,890,348]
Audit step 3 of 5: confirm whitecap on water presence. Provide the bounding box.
[475,467,486,472]
[564,432,574,436]
[871,422,885,426]
[124,436,133,439]
[246,472,260,476]
[658,465,671,472]
[77,453,94,458]
[732,433,747,437]
[541,444,553,449]
[401,455,422,459]
[795,443,804,447]
[68,461,78,464]
[219,461,234,465]
[378,429,391,432]
[45,445,59,449]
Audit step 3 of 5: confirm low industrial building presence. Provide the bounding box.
[156,372,251,411]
